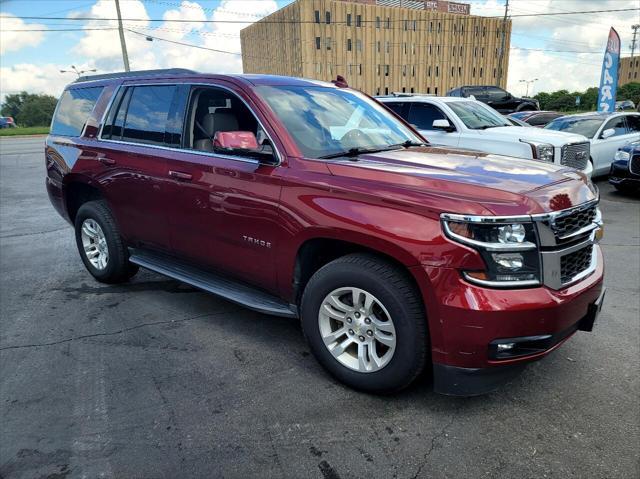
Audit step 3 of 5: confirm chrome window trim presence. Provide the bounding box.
[97,81,282,166]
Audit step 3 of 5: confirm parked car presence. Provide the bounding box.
[609,141,640,194]
[509,111,563,128]
[615,100,635,111]
[447,85,539,114]
[0,116,16,128]
[46,70,605,396]
[503,115,530,127]
[544,112,640,176]
[378,95,593,177]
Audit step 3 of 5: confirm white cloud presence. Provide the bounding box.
[0,13,47,54]
[0,63,81,98]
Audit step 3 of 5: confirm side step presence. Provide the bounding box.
[128,249,298,318]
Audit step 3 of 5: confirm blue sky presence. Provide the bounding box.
[1,0,638,98]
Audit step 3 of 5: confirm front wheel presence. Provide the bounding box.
[300,254,428,393]
[74,200,138,284]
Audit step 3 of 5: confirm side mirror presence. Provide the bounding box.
[432,119,454,132]
[214,131,259,150]
[601,128,616,139]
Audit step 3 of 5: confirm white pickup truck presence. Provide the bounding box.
[378,95,593,177]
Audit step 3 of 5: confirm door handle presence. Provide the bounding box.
[97,156,116,166]
[169,170,193,181]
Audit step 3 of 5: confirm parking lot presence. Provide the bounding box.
[0,135,638,479]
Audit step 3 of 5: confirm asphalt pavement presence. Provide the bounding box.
[1,136,638,479]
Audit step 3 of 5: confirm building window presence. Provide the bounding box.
[314,10,320,23]
[459,46,463,55]
[473,67,476,77]
[437,45,440,55]
[404,20,408,31]
[326,38,331,50]
[356,15,362,27]
[412,65,415,77]
[452,47,455,57]
[474,47,478,57]
[429,21,433,32]
[482,26,486,37]
[403,65,407,77]
[413,20,417,31]
[428,66,431,77]
[480,67,483,77]
[315,37,320,50]
[347,13,351,26]
[385,87,389,95]
[453,24,457,34]
[356,39,362,52]
[385,41,390,53]
[635,71,638,79]
[461,24,464,35]
[358,64,362,75]
[451,67,454,77]
[437,22,441,33]
[376,16,380,29]
[385,17,391,29]
[481,47,485,58]
[410,87,414,93]
[436,66,439,77]
[493,68,496,78]
[402,87,406,93]
[429,44,432,55]
[474,25,479,37]
[377,41,381,52]
[347,39,352,51]
[403,43,407,55]
[325,11,331,24]
[435,87,438,95]
[458,66,462,76]
[385,65,390,76]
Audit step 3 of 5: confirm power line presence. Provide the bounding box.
[126,28,242,55]
[3,7,638,23]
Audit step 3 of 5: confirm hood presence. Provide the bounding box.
[325,146,597,216]
[478,126,588,146]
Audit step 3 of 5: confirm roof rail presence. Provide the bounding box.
[391,91,435,97]
[74,68,197,83]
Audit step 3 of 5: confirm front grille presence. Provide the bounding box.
[630,154,640,175]
[560,245,593,283]
[551,204,597,240]
[561,142,590,170]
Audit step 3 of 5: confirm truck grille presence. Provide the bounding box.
[630,154,640,175]
[560,245,593,284]
[551,204,597,240]
[561,142,590,171]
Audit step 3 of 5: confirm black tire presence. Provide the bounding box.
[74,200,138,284]
[300,253,428,394]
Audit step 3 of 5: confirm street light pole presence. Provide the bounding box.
[60,65,97,78]
[519,78,538,97]
[497,0,509,88]
[114,0,130,71]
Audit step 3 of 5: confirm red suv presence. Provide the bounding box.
[46,69,605,395]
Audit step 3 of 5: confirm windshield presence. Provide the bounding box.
[544,117,603,138]
[255,85,423,158]
[446,101,511,129]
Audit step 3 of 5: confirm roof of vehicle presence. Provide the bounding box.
[72,69,337,88]
[551,111,637,122]
[377,95,472,104]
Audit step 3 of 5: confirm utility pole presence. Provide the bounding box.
[497,0,509,87]
[631,24,640,57]
[114,0,130,71]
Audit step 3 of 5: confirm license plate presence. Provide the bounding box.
[578,287,606,332]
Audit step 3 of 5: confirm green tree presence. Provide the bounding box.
[1,91,58,126]
[617,82,640,106]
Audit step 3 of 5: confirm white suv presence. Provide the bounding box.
[378,95,593,177]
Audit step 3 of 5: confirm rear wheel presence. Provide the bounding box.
[301,253,428,393]
[74,200,138,283]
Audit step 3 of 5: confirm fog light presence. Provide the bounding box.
[497,343,516,351]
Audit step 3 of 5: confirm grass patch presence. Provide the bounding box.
[0,126,49,137]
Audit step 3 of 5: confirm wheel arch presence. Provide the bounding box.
[63,175,105,223]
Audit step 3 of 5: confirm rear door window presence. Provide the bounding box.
[51,87,104,136]
[102,85,176,145]
[408,103,447,130]
[625,114,640,133]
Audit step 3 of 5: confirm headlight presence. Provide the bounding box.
[614,150,630,162]
[442,215,541,287]
[521,140,555,162]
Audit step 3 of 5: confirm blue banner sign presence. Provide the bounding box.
[597,28,621,112]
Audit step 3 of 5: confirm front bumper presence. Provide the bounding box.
[609,161,640,191]
[411,245,605,395]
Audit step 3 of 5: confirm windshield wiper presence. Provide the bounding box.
[319,146,398,160]
[389,140,427,148]
[475,125,506,130]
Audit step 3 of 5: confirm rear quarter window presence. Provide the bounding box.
[51,87,104,137]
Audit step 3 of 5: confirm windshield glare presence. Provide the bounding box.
[256,85,422,158]
[446,101,511,129]
[544,117,602,138]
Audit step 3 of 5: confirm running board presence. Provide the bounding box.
[128,249,298,318]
